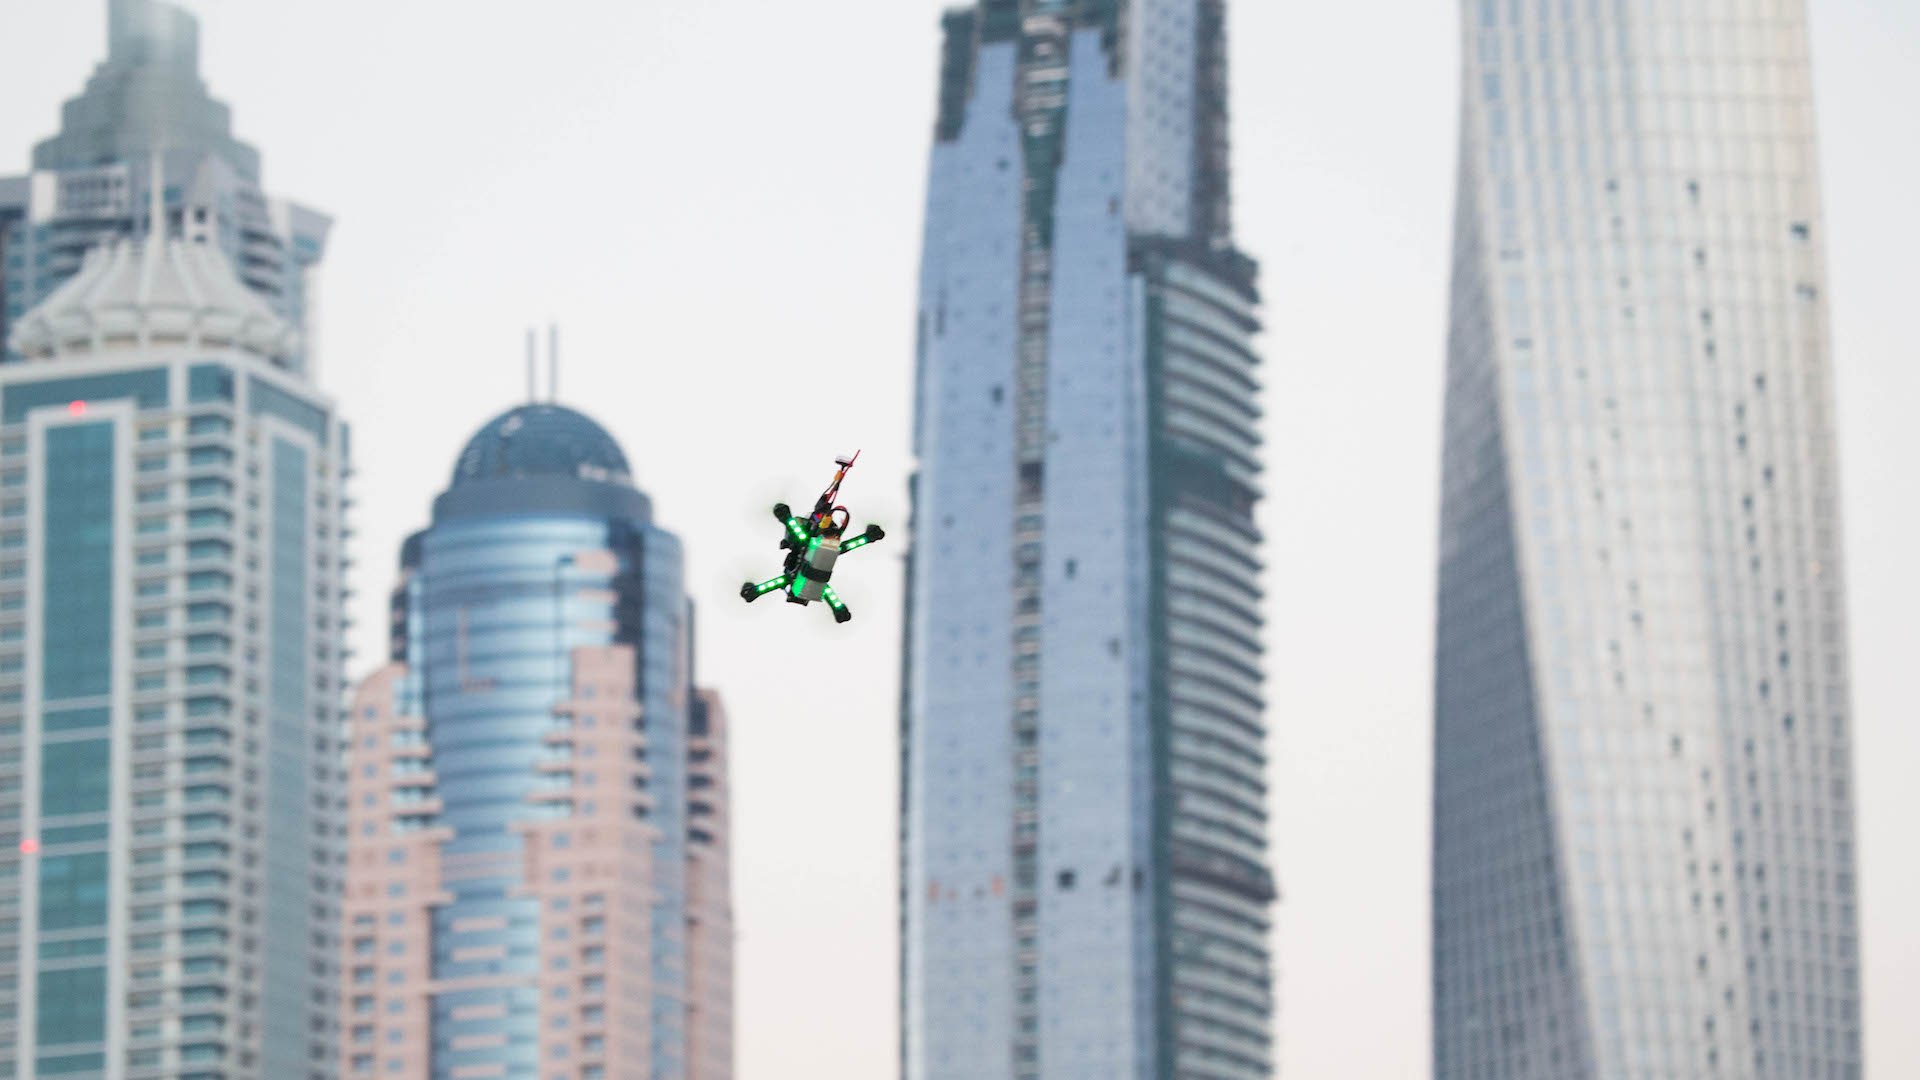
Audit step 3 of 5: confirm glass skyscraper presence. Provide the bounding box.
[1433,2,1860,1077]
[341,403,733,1080]
[0,2,349,1076]
[902,3,1273,1078]
[0,0,330,371]
[0,210,350,1076]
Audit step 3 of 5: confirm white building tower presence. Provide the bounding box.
[1,203,350,1079]
[1432,2,1861,1077]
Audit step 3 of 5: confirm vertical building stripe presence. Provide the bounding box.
[261,437,311,1077]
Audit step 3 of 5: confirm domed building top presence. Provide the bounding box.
[6,233,298,361]
[451,404,632,488]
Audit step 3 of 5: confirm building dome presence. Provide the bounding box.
[6,235,297,360]
[451,404,632,488]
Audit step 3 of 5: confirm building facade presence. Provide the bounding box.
[341,404,732,1080]
[902,3,1273,1078]
[0,222,350,1078]
[1433,2,1861,1077]
[685,690,734,1080]
[1,0,331,371]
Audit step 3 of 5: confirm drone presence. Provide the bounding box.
[739,451,884,624]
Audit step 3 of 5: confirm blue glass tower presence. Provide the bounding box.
[903,3,1273,1078]
[343,403,727,1080]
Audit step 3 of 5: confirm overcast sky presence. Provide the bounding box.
[1,1,1914,1076]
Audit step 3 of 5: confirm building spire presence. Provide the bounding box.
[547,323,559,403]
[147,148,165,242]
[141,147,167,302]
[526,328,537,403]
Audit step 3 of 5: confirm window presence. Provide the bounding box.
[188,365,233,404]
[250,378,329,445]
[5,368,168,421]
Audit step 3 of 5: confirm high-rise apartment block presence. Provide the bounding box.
[902,3,1273,1077]
[0,202,350,1080]
[1,0,330,371]
[1432,3,1861,1077]
[0,2,349,1078]
[342,404,732,1080]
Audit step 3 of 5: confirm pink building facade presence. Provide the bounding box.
[686,691,734,1079]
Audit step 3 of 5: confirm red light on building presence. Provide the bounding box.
[68,401,86,416]
[19,838,38,855]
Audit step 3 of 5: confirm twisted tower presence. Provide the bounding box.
[1432,3,1862,1076]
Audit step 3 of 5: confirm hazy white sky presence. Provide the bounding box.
[1,1,1913,1076]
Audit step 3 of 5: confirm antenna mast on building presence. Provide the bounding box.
[525,328,537,403]
[143,146,169,289]
[147,148,166,241]
[548,323,559,403]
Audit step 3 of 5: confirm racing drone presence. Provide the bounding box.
[739,451,884,624]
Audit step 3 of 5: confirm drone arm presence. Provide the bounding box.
[748,573,791,597]
[822,584,852,623]
[837,524,886,555]
[779,512,809,546]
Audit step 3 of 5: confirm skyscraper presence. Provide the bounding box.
[902,4,1272,1077]
[0,3,348,1075]
[341,403,733,1080]
[1,196,351,1077]
[1433,3,1860,1077]
[1,0,330,370]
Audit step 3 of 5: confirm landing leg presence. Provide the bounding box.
[742,574,790,603]
[823,585,852,624]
